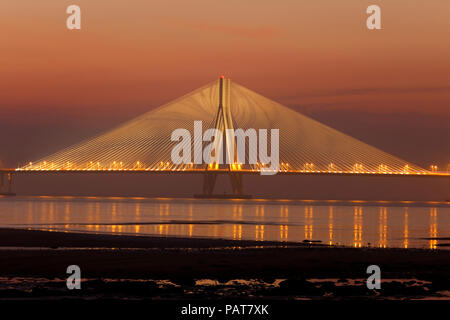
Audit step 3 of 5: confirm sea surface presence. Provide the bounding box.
[0,196,448,249]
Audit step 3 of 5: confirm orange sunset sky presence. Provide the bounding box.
[0,0,449,169]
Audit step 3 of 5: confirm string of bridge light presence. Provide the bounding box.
[17,160,444,175]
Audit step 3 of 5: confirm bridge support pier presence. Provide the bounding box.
[202,173,217,195]
[196,172,250,199]
[7,173,12,194]
[0,173,15,196]
[229,172,243,195]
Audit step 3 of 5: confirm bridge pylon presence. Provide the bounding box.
[196,76,250,199]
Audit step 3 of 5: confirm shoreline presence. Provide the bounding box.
[1,227,448,250]
[0,227,316,249]
[1,194,449,208]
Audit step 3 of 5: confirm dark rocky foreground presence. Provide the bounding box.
[0,228,449,300]
[0,277,448,301]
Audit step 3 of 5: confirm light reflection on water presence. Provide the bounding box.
[0,196,448,249]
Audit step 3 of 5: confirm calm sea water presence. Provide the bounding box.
[0,196,448,249]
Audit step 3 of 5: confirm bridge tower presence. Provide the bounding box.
[199,76,248,198]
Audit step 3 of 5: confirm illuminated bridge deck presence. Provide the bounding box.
[4,168,449,177]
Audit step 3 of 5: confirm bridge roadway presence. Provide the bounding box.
[2,168,449,177]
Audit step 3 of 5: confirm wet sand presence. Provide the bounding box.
[0,227,295,249]
[0,228,449,300]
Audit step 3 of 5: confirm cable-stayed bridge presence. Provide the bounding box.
[1,77,448,197]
